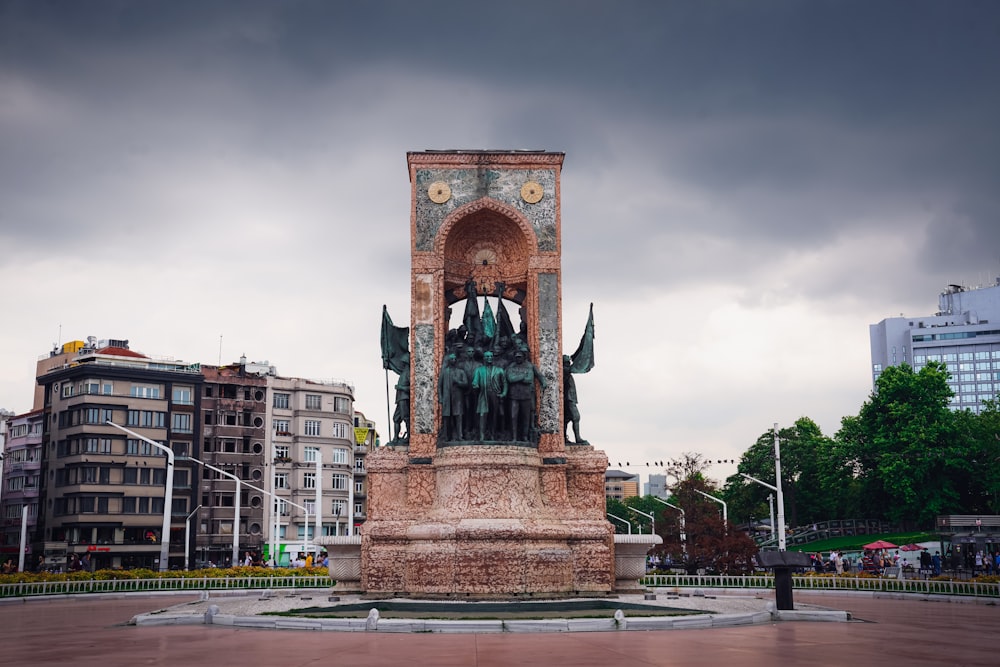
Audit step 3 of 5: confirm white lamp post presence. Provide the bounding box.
[106,421,173,571]
[314,452,322,543]
[742,478,786,550]
[626,506,655,535]
[18,503,29,572]
[651,496,686,556]
[184,504,202,570]
[694,489,728,528]
[739,423,787,551]
[190,457,310,567]
[190,459,241,567]
[607,512,631,534]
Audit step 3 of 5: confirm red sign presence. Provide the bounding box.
[86,546,111,552]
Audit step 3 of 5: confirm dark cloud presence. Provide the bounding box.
[2,1,999,464]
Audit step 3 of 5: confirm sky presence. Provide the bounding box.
[2,1,999,489]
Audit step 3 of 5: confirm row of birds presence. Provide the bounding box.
[614,460,737,467]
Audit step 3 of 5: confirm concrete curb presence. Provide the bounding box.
[130,607,848,633]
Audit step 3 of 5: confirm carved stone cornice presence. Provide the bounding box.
[407,151,565,169]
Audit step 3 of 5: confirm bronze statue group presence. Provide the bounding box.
[382,279,594,447]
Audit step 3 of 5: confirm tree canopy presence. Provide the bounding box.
[718,361,1000,529]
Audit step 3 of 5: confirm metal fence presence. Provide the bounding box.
[0,575,332,599]
[640,573,1000,598]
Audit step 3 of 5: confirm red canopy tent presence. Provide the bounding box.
[863,540,898,550]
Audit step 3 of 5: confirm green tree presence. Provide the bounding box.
[724,417,835,528]
[835,361,964,525]
[653,454,758,573]
[956,398,1000,513]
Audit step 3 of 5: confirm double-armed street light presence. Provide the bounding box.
[184,505,202,571]
[740,423,787,550]
[651,496,686,556]
[106,421,173,571]
[607,512,631,534]
[193,457,311,567]
[694,489,728,529]
[626,506,655,535]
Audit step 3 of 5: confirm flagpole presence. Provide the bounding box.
[385,368,392,442]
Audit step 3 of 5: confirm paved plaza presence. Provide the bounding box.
[2,592,998,666]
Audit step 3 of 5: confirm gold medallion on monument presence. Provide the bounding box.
[428,181,451,204]
[520,181,543,204]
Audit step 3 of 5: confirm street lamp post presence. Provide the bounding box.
[607,512,631,534]
[651,497,686,556]
[772,423,787,551]
[626,506,655,535]
[189,459,241,567]
[106,422,173,571]
[190,457,310,567]
[18,503,29,572]
[694,489,728,528]
[184,505,202,570]
[741,469,786,551]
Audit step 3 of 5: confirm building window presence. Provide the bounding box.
[275,473,289,489]
[172,387,193,404]
[305,394,322,410]
[273,393,290,409]
[331,474,347,491]
[355,458,365,472]
[354,503,363,516]
[130,385,161,399]
[332,421,350,439]
[332,499,346,516]
[273,419,290,434]
[127,439,155,456]
[304,472,316,489]
[171,413,192,433]
[331,448,347,464]
[334,396,350,413]
[304,420,321,437]
[127,410,165,428]
[355,480,364,493]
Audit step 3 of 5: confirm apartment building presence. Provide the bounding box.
[605,469,640,501]
[351,410,379,532]
[0,410,44,562]
[5,338,372,571]
[870,279,1000,413]
[35,338,202,570]
[264,374,356,566]
[196,359,269,567]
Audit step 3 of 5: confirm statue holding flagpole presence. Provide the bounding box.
[380,305,410,445]
[564,303,594,445]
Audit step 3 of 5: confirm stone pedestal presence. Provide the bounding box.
[362,444,614,596]
[315,535,362,592]
[613,534,662,593]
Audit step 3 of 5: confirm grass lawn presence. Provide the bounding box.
[786,531,941,554]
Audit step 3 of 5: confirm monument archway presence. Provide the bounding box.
[363,151,614,596]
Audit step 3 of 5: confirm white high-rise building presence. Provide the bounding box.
[870,278,1000,413]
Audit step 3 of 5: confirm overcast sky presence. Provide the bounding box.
[2,1,998,487]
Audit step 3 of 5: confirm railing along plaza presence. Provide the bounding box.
[0,575,332,599]
[640,574,1000,598]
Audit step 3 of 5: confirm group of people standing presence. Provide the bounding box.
[439,338,546,443]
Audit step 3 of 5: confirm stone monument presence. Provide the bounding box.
[364,151,614,596]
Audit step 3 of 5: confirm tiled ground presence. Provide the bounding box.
[2,592,998,666]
